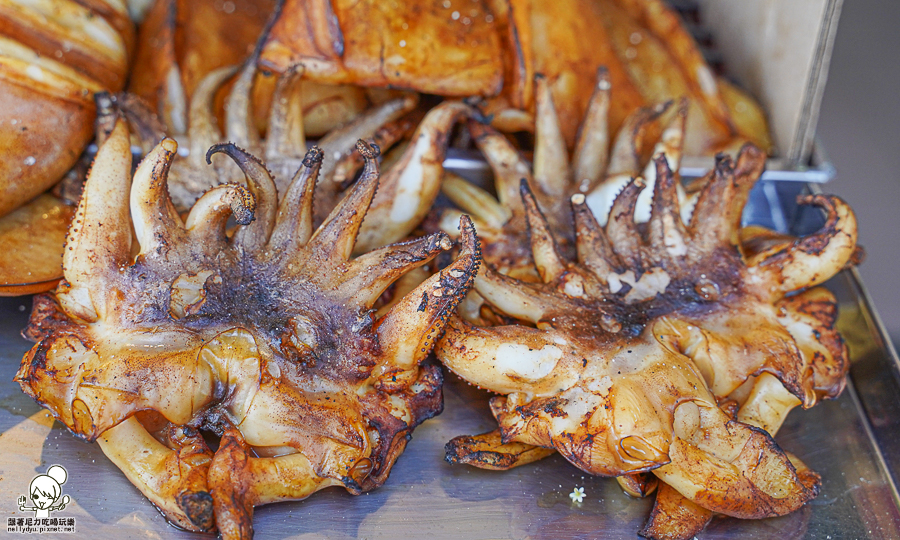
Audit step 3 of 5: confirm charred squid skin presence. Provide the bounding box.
[358,362,445,492]
[444,429,557,471]
[16,117,479,538]
[177,491,216,532]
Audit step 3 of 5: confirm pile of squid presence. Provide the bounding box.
[436,74,857,540]
[7,1,861,539]
[0,0,770,295]
[16,115,480,538]
[261,0,771,155]
[119,21,475,252]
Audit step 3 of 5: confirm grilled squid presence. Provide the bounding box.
[437,143,856,539]
[17,120,480,539]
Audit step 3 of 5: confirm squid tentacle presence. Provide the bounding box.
[375,216,480,386]
[313,95,419,222]
[606,176,646,269]
[304,140,381,265]
[441,172,511,229]
[572,67,611,193]
[224,52,261,152]
[633,98,686,224]
[469,120,533,216]
[188,65,237,168]
[131,137,185,258]
[647,155,689,266]
[340,232,452,309]
[268,146,324,256]
[98,417,215,532]
[572,193,622,281]
[265,64,306,162]
[750,195,857,295]
[186,184,256,251]
[206,143,279,252]
[356,101,475,252]
[521,180,567,283]
[533,74,571,202]
[59,119,133,322]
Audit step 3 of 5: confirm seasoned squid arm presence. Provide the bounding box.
[98,417,216,531]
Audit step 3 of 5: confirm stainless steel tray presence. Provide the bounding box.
[1,180,898,539]
[445,141,838,185]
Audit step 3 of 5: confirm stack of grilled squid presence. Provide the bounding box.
[9,1,858,539]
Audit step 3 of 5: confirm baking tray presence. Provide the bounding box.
[1,178,898,539]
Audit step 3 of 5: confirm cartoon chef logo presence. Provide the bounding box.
[17,465,71,518]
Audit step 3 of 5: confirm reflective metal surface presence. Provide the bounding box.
[446,141,837,186]
[1,179,898,539]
